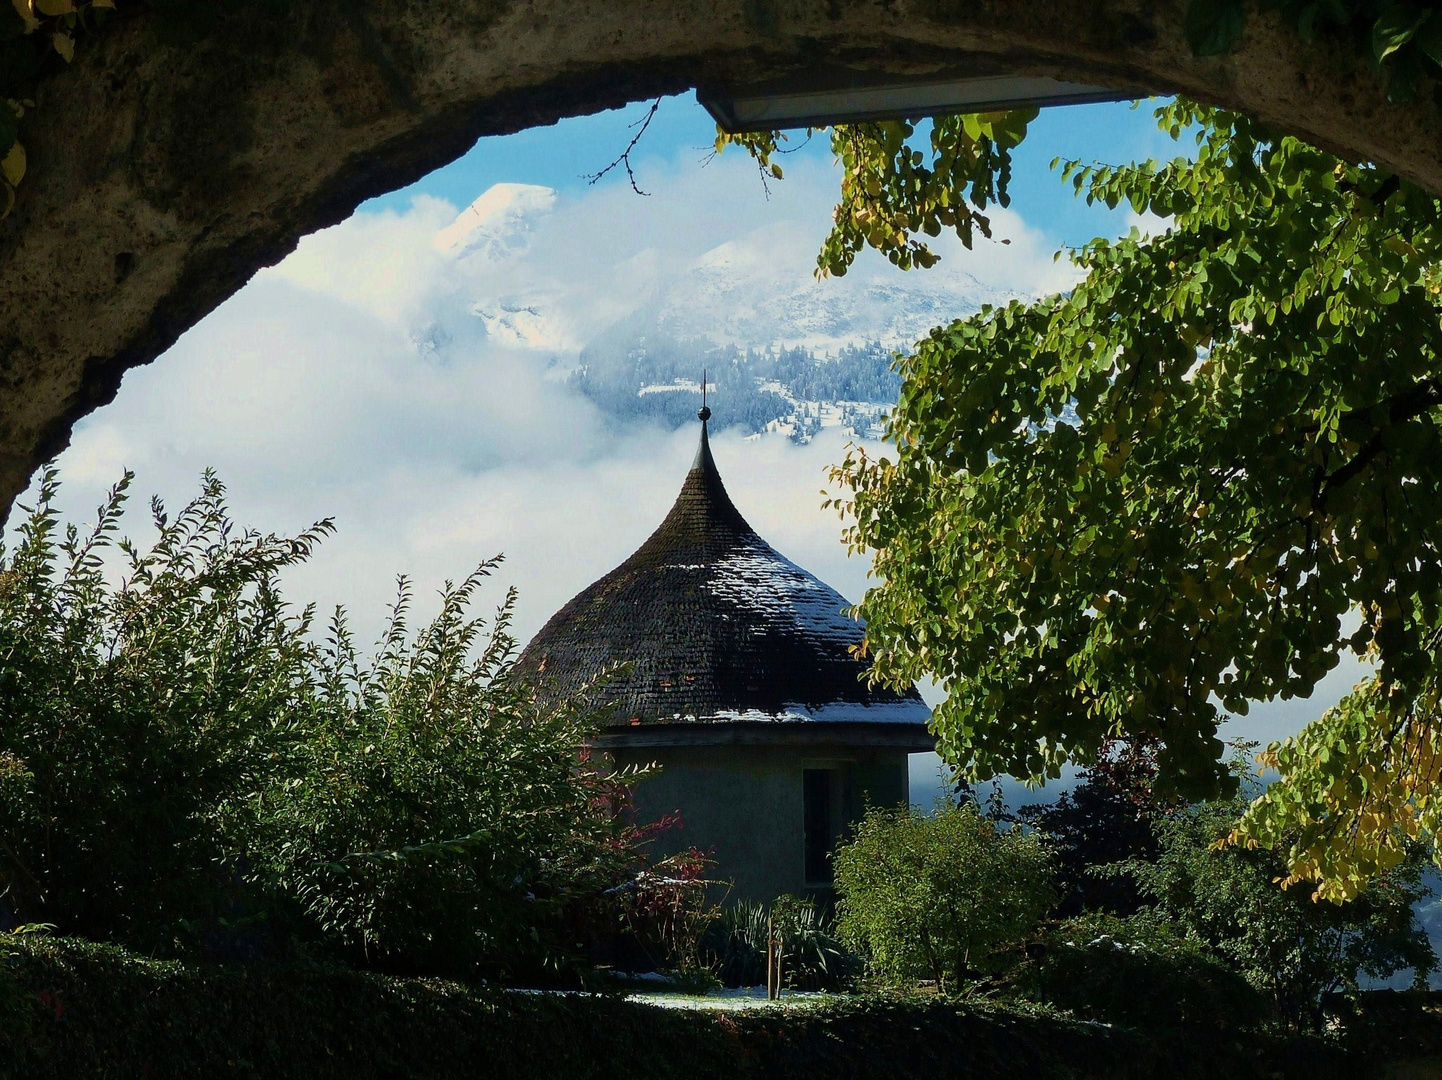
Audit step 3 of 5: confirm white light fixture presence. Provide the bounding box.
[700,72,1131,132]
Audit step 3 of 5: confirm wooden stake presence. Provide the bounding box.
[775,927,783,999]
[766,910,776,1000]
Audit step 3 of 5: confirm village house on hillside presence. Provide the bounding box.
[516,406,933,900]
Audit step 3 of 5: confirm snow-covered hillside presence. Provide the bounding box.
[430,183,1028,442]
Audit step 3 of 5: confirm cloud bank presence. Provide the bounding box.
[20,138,1347,805]
[41,150,1070,639]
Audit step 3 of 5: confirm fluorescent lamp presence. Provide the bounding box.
[700,73,1130,132]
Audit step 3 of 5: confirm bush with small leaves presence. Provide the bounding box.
[0,469,640,981]
[1124,795,1436,1026]
[832,802,1054,991]
[1019,910,1265,1031]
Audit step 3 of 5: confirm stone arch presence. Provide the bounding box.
[2,0,1437,520]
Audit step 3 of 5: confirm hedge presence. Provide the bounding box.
[0,936,1404,1080]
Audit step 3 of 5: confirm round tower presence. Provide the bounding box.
[516,412,933,899]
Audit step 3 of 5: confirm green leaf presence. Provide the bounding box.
[1185,0,1247,57]
[0,99,18,160]
[1412,12,1442,66]
[1373,5,1429,63]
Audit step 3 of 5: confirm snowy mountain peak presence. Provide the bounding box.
[433,183,557,260]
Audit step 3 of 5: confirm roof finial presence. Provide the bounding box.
[698,368,711,423]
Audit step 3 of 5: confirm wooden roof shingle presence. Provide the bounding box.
[515,418,931,734]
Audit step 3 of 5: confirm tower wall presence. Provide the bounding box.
[611,743,912,903]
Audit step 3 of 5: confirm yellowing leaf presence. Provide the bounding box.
[34,0,72,13]
[1384,236,1419,258]
[1,141,24,188]
[10,0,38,31]
[51,30,73,62]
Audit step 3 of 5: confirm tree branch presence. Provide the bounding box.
[1315,377,1442,503]
[583,98,661,196]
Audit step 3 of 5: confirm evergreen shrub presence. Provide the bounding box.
[1019,912,1265,1030]
[0,935,1370,1080]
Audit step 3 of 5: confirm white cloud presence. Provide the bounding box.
[1124,206,1171,242]
[268,195,458,326]
[42,151,1002,641]
[19,133,1342,781]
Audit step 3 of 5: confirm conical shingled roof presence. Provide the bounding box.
[515,419,931,736]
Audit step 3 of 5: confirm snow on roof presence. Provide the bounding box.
[515,418,930,732]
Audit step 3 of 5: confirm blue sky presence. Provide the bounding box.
[367,93,1182,253]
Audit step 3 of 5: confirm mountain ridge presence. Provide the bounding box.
[439,183,1023,442]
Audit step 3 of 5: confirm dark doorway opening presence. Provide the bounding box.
[804,768,839,885]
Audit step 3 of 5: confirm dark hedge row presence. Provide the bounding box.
[0,936,1409,1080]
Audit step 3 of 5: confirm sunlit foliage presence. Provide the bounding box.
[0,470,634,977]
[823,100,1442,901]
[832,801,1054,990]
[717,110,1033,278]
[1234,677,1442,901]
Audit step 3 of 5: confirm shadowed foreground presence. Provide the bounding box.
[3,937,1431,1080]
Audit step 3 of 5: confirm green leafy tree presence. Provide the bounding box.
[1120,794,1435,1024]
[823,100,1442,901]
[1020,737,1182,915]
[832,801,1054,990]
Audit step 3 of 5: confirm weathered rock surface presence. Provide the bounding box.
[2,0,1438,520]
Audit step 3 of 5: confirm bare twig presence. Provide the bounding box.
[584,98,662,196]
[700,130,814,199]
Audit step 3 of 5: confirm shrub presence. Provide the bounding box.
[833,802,1055,990]
[0,469,325,949]
[0,470,638,979]
[241,570,635,980]
[1018,737,1182,915]
[1,934,1370,1080]
[612,847,722,989]
[1019,911,1266,1030]
[1120,797,1436,1026]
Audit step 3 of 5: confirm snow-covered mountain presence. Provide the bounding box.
[432,183,1025,442]
[432,183,557,261]
[649,223,1011,354]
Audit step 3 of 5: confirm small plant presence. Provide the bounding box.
[833,802,1055,991]
[705,896,855,990]
[614,848,722,988]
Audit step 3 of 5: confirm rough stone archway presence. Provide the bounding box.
[3,0,1438,522]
